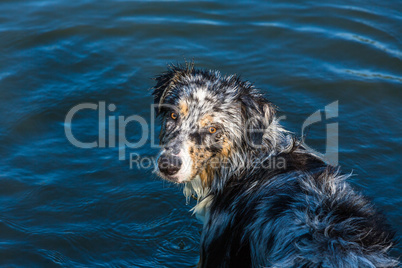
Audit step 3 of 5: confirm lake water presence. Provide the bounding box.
[0,0,401,266]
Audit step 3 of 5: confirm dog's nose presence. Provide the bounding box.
[158,153,182,176]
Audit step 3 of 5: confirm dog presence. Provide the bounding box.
[153,63,398,267]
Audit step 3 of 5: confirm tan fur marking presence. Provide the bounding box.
[199,166,214,187]
[200,114,213,127]
[186,133,233,188]
[186,129,233,188]
[220,139,231,158]
[179,100,189,117]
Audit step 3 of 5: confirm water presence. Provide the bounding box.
[0,0,401,266]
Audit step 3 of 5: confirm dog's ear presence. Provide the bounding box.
[152,63,194,114]
[152,69,176,107]
[240,93,276,147]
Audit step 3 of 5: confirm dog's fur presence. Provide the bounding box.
[153,64,398,268]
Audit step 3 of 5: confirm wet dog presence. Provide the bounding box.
[153,64,398,267]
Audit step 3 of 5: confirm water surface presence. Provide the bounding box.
[0,0,401,266]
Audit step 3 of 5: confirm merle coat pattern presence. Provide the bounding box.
[153,64,398,268]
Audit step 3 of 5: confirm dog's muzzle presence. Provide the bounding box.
[158,153,182,177]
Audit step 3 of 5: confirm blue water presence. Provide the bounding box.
[0,0,401,266]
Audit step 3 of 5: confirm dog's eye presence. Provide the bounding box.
[209,127,217,134]
[170,112,178,120]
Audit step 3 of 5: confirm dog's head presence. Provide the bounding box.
[153,64,275,186]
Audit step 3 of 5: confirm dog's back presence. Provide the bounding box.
[200,150,398,268]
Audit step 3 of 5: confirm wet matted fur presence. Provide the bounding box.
[153,64,398,268]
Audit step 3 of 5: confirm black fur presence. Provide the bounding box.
[201,154,396,267]
[153,65,399,268]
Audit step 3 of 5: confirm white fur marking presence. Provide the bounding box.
[184,175,213,224]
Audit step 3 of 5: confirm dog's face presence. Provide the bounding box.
[153,65,273,185]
